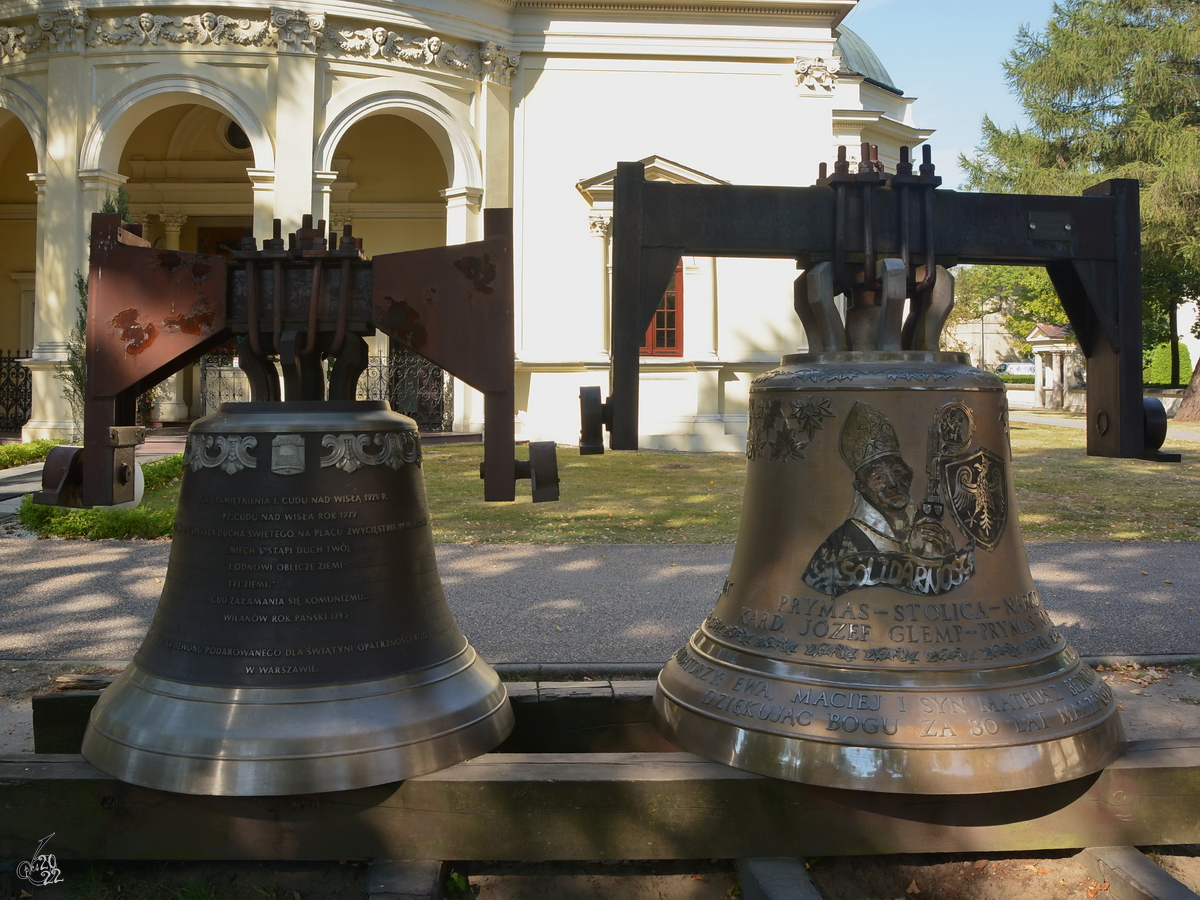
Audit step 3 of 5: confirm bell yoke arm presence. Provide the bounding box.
[39,208,558,508]
[606,150,1148,461]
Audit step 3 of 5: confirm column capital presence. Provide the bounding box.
[588,215,612,238]
[159,213,188,231]
[440,186,484,208]
[78,169,127,194]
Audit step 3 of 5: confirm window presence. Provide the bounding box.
[640,259,683,357]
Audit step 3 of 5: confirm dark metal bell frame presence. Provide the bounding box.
[653,351,1125,793]
[83,401,513,795]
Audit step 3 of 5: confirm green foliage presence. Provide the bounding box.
[0,438,63,470]
[952,265,1068,355]
[99,184,131,219]
[445,871,470,895]
[58,187,132,440]
[16,454,183,540]
[960,0,1200,349]
[998,374,1035,384]
[57,270,89,441]
[143,452,183,490]
[1144,341,1193,385]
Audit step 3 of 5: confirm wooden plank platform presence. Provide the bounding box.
[2,740,1198,861]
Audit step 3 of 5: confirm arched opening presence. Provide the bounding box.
[117,102,258,424]
[329,113,449,255]
[0,113,37,432]
[120,103,255,254]
[330,114,453,429]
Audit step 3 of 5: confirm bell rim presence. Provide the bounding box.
[82,652,514,796]
[652,688,1127,794]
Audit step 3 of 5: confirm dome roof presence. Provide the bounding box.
[834,25,900,94]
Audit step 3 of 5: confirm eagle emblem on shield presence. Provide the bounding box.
[944,448,1007,551]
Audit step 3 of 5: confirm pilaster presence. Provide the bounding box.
[270,15,321,233]
[441,186,483,243]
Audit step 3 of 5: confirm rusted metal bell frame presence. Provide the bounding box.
[653,351,1125,794]
[83,401,513,796]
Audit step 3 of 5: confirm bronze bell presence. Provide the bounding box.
[653,262,1124,793]
[83,400,513,795]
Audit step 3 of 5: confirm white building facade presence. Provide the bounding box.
[0,0,929,448]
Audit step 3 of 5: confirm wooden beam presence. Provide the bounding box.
[2,741,1198,861]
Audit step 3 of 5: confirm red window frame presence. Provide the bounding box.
[639,259,683,357]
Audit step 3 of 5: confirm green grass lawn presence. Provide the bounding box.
[11,421,1199,542]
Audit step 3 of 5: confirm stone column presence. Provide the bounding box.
[268,9,323,233]
[9,272,35,353]
[313,170,338,232]
[1051,351,1065,410]
[247,169,276,239]
[587,215,612,360]
[687,258,723,442]
[1034,352,1045,408]
[24,49,91,439]
[149,214,192,423]
[159,213,187,251]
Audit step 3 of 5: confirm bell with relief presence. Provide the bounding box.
[83,400,513,796]
[652,261,1124,793]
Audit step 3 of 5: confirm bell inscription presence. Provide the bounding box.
[84,401,513,796]
[140,427,444,687]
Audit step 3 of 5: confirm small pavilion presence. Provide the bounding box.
[1025,323,1077,409]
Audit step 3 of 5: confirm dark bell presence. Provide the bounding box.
[82,400,512,796]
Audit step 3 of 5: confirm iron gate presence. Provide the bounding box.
[199,348,453,431]
[358,347,454,432]
[0,350,31,432]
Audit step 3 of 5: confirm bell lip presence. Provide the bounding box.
[652,688,1127,795]
[82,650,514,796]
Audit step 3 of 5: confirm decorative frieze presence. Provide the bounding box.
[91,11,271,47]
[0,4,518,84]
[0,26,38,59]
[794,56,840,92]
[323,26,476,75]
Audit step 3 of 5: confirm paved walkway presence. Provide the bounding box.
[0,539,1196,664]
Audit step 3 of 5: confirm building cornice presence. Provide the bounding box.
[0,4,521,83]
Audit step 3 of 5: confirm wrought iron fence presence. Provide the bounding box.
[0,349,31,432]
[358,349,454,432]
[199,348,453,431]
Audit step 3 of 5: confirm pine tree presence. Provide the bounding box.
[959,0,1200,415]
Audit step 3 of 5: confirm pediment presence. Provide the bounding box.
[577,155,727,207]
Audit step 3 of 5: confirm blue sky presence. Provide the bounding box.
[840,0,1059,189]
